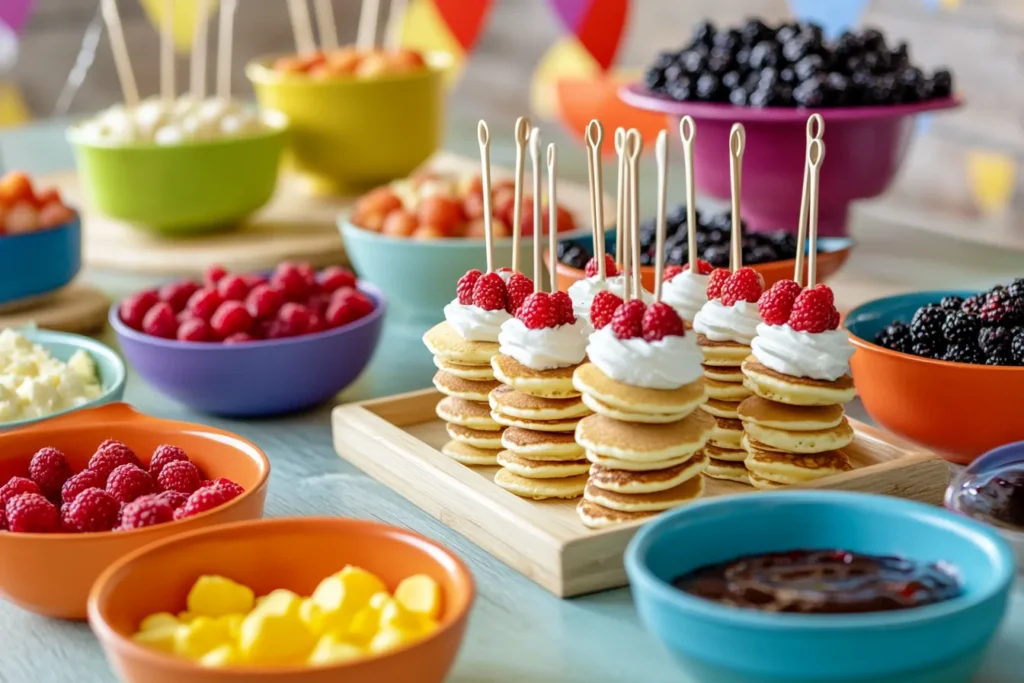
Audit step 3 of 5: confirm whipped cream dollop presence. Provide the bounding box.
[443,300,510,342]
[568,274,654,325]
[498,317,588,370]
[751,323,854,381]
[693,299,761,345]
[662,270,709,324]
[587,326,703,390]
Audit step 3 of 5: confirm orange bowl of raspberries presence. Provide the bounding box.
[0,403,270,620]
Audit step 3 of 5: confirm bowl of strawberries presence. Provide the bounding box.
[0,171,81,306]
[110,262,384,416]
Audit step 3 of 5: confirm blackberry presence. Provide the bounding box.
[939,295,964,311]
[980,289,1023,325]
[986,354,1014,366]
[979,326,1012,357]
[961,293,985,315]
[1008,278,1024,299]
[911,342,944,359]
[944,343,983,365]
[1013,330,1024,365]
[874,321,911,352]
[941,311,981,345]
[560,244,589,270]
[909,304,947,345]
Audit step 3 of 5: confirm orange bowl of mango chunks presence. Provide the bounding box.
[88,517,474,683]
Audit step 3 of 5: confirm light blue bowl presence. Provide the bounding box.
[625,491,1015,683]
[0,215,81,306]
[2,328,127,430]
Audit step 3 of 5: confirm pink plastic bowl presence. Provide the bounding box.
[618,85,962,237]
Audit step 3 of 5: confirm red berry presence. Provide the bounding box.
[471,272,507,311]
[216,275,249,302]
[505,273,534,315]
[325,290,374,328]
[243,274,268,289]
[210,301,253,339]
[789,288,834,333]
[106,464,154,504]
[0,506,6,530]
[225,333,257,343]
[516,292,559,329]
[642,302,685,341]
[177,318,212,342]
[318,266,357,293]
[245,284,284,320]
[5,493,58,533]
[663,265,684,282]
[551,291,576,325]
[204,264,228,287]
[585,254,619,278]
[157,460,202,495]
[61,469,104,505]
[187,287,223,322]
[0,477,41,510]
[277,302,314,336]
[683,259,714,275]
[179,486,232,518]
[119,290,159,330]
[89,442,140,481]
[272,263,312,301]
[590,290,623,330]
[758,279,803,326]
[813,283,835,306]
[456,269,482,305]
[720,268,764,307]
[211,478,245,500]
[63,488,119,532]
[28,447,72,498]
[828,308,841,331]
[119,494,174,530]
[158,280,201,312]
[611,300,647,339]
[706,268,731,299]
[142,302,177,339]
[155,490,188,510]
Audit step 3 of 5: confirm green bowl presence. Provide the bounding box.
[66,111,288,235]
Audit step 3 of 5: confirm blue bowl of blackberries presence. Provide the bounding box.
[552,207,852,292]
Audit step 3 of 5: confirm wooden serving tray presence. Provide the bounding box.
[332,388,949,598]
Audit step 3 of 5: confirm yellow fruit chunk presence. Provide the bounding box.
[253,589,301,614]
[311,566,386,632]
[299,598,325,635]
[177,611,197,624]
[132,625,181,654]
[307,631,365,666]
[346,601,384,646]
[369,627,411,654]
[378,596,423,634]
[187,575,255,618]
[174,616,231,661]
[139,612,179,632]
[217,613,245,641]
[199,644,238,668]
[238,591,315,666]
[394,575,442,620]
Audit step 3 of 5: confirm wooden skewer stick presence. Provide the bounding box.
[511,116,531,274]
[191,0,211,99]
[613,127,627,270]
[654,129,669,303]
[477,121,495,275]
[101,0,140,108]
[529,128,543,292]
[728,123,745,273]
[678,116,698,273]
[357,0,381,50]
[547,143,559,294]
[216,0,237,101]
[794,113,824,286]
[585,120,607,280]
[287,0,316,56]
[627,129,643,302]
[313,0,338,51]
[385,0,409,51]
[160,0,175,106]
[805,138,825,288]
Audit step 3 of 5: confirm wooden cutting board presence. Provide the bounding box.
[0,283,109,334]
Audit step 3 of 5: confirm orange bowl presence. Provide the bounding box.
[0,403,269,619]
[846,290,1024,464]
[88,517,474,683]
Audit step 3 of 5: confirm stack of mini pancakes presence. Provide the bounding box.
[489,354,592,500]
[423,321,505,466]
[738,359,857,490]
[572,362,714,529]
[696,335,755,486]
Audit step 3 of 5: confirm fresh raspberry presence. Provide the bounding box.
[225,332,257,343]
[216,274,250,302]
[106,464,154,504]
[642,302,685,341]
[829,308,841,331]
[318,266,357,293]
[64,488,119,532]
[516,292,559,329]
[176,318,212,342]
[118,494,174,530]
[142,302,178,339]
[155,490,188,510]
[203,264,228,287]
[812,283,835,306]
[277,302,314,336]
[187,287,223,322]
[157,461,202,495]
[28,447,72,498]
[683,259,714,275]
[119,290,160,330]
[611,300,647,339]
[505,273,534,314]
[758,279,803,326]
[663,265,683,281]
[789,288,834,333]
[245,284,284,320]
[551,291,576,325]
[89,441,141,481]
[0,476,41,509]
[158,280,201,312]
[210,478,245,500]
[211,301,253,339]
[178,486,233,518]
[5,493,58,533]
[472,272,507,311]
[0,505,6,530]
[325,290,374,328]
[456,269,482,305]
[61,469,105,505]
[706,268,731,299]
[199,479,216,488]
[590,290,623,330]
[272,262,312,301]
[585,254,619,278]
[244,274,268,289]
[720,268,764,307]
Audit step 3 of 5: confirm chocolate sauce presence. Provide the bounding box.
[673,549,960,614]
[959,467,1024,530]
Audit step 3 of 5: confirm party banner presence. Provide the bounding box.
[0,82,28,127]
[549,0,628,72]
[138,0,219,52]
[0,0,33,34]
[922,0,962,9]
[399,0,492,84]
[966,150,1018,215]
[786,0,869,38]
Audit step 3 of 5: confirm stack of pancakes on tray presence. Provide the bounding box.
[695,335,754,485]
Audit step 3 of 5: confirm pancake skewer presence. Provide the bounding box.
[216,0,238,102]
[313,0,338,51]
[805,139,825,288]
[286,0,316,57]
[794,114,824,285]
[511,117,531,274]
[477,120,495,274]
[614,128,628,274]
[548,143,559,292]
[584,120,607,280]
[357,0,381,50]
[159,0,175,107]
[654,129,668,302]
[728,123,745,273]
[678,116,698,273]
[627,129,643,301]
[530,128,544,292]
[100,0,140,110]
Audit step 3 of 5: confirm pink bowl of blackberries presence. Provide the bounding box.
[110,262,385,416]
[620,19,962,237]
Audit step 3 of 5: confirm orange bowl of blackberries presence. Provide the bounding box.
[0,403,270,619]
[553,207,852,293]
[845,282,1024,464]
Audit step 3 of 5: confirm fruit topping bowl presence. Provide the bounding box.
[89,517,474,683]
[845,287,1024,463]
[0,403,269,619]
[110,262,385,416]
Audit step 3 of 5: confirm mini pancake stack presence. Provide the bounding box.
[697,336,754,485]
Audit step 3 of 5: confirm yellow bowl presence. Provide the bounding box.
[246,54,449,195]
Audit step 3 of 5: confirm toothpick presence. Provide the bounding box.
[314,0,338,51]
[385,0,409,51]
[678,116,698,273]
[190,0,211,99]
[529,128,543,292]
[477,121,494,274]
[806,138,825,288]
[216,0,237,101]
[586,120,606,280]
[547,143,559,293]
[614,127,627,270]
[511,117,531,274]
[160,0,175,106]
[728,123,745,273]
[627,129,643,301]
[101,0,140,108]
[357,0,381,50]
[287,0,316,56]
[654,130,668,303]
[794,113,824,286]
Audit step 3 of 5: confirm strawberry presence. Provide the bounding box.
[551,291,576,325]
[505,273,534,314]
[758,279,802,326]
[590,291,623,330]
[456,269,482,305]
[642,302,685,341]
[611,300,647,339]
[789,288,834,333]
[682,259,714,275]
[585,254,619,278]
[517,292,558,329]
[706,268,731,299]
[472,272,507,311]
[720,267,763,307]
[663,265,683,282]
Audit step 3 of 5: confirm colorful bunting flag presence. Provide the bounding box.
[966,150,1018,215]
[138,0,219,53]
[0,82,29,127]
[398,0,492,84]
[786,0,869,38]
[548,0,629,72]
[0,0,33,34]
[922,0,962,10]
